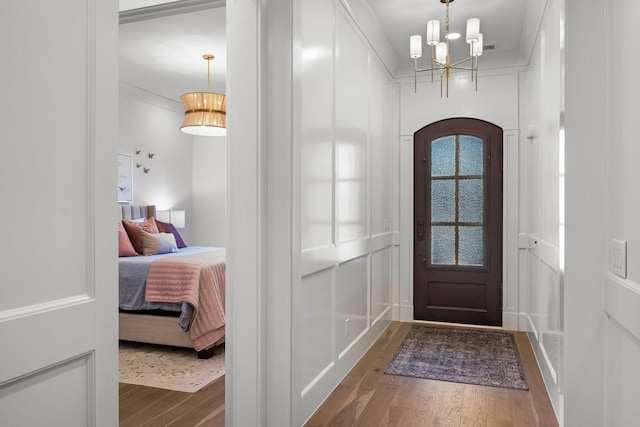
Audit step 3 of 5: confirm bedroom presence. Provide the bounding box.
[117,0,227,401]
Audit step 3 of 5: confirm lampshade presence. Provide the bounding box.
[180,54,226,137]
[426,20,440,46]
[180,92,226,136]
[435,42,448,64]
[157,210,186,228]
[410,35,422,59]
[466,18,480,44]
[171,210,186,229]
[156,210,171,223]
[471,33,483,56]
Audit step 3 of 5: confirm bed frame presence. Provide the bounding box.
[119,205,221,359]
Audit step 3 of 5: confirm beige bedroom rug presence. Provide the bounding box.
[119,341,225,393]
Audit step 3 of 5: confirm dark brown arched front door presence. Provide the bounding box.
[414,118,503,326]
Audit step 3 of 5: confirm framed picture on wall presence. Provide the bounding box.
[118,154,133,203]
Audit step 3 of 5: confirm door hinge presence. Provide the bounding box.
[500,282,503,312]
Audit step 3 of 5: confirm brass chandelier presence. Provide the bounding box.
[180,54,226,136]
[410,0,482,97]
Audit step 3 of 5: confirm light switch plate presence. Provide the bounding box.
[611,239,627,279]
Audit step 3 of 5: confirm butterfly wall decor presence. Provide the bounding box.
[131,151,155,174]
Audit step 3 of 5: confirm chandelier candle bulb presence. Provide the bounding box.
[466,18,480,44]
[426,20,440,46]
[410,35,423,58]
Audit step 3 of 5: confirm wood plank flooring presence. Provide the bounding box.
[119,376,225,427]
[305,322,558,427]
[119,321,558,427]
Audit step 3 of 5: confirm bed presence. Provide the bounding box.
[118,205,225,358]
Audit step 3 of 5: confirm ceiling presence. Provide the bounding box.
[368,0,533,69]
[118,0,540,103]
[119,3,226,103]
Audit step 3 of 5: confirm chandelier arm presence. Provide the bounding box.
[476,62,479,91]
[449,57,473,67]
[431,45,435,83]
[471,56,475,81]
[416,66,440,73]
[414,58,418,93]
[448,65,475,71]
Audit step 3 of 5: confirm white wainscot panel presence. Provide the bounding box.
[299,269,334,392]
[540,260,561,381]
[336,10,369,243]
[370,60,392,236]
[371,247,392,323]
[604,274,640,426]
[336,138,368,243]
[527,251,541,339]
[605,320,640,427]
[336,256,369,358]
[518,249,529,329]
[301,161,334,250]
[0,355,89,425]
[301,0,334,250]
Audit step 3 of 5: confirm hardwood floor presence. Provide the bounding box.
[119,321,558,427]
[305,322,558,427]
[119,377,225,427]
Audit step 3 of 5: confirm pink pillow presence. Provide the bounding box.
[122,216,159,254]
[118,222,138,257]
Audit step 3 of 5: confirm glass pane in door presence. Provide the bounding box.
[430,135,485,266]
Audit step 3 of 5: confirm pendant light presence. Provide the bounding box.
[180,54,226,136]
[409,0,482,97]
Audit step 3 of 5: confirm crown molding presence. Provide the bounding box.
[119,0,225,24]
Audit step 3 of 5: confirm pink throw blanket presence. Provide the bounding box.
[144,249,225,351]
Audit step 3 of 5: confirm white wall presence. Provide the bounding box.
[191,136,226,247]
[535,0,640,425]
[521,0,564,419]
[397,67,523,328]
[601,0,640,425]
[563,0,609,425]
[119,85,226,246]
[295,0,394,423]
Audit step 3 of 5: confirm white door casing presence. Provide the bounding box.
[0,1,119,425]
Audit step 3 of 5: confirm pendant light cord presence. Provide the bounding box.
[203,54,214,92]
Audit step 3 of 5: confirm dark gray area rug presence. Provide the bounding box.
[385,326,528,390]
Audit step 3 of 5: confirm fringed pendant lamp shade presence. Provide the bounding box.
[180,54,226,136]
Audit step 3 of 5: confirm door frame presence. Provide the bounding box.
[397,128,521,330]
[413,118,504,326]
